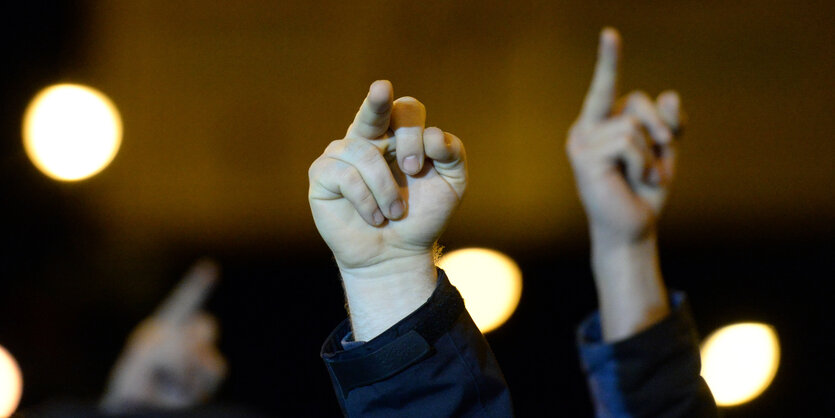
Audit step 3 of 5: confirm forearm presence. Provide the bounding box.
[339,253,437,341]
[590,228,670,342]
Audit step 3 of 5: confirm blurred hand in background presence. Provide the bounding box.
[100,259,227,413]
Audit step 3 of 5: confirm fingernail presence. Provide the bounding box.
[403,155,420,174]
[389,199,404,219]
[372,209,384,225]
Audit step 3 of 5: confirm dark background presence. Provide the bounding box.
[1,1,833,416]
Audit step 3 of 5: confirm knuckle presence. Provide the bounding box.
[628,90,650,105]
[345,140,382,165]
[356,186,376,208]
[425,126,443,135]
[567,125,595,155]
[307,156,326,180]
[614,134,632,149]
[397,130,423,146]
[622,115,641,129]
[566,134,591,160]
[352,188,378,214]
[307,162,317,181]
[565,142,579,159]
[624,131,645,149]
[343,166,365,189]
[358,144,384,166]
[380,180,400,201]
[565,134,581,155]
[342,173,377,211]
[658,90,681,106]
[367,171,398,200]
[424,126,444,144]
[324,139,344,154]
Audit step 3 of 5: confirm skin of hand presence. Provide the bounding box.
[308,80,467,341]
[100,259,227,413]
[566,28,685,342]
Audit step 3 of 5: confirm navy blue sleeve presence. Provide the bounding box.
[577,292,718,418]
[321,269,513,417]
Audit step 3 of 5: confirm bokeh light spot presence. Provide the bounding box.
[438,248,522,333]
[22,83,122,181]
[0,344,22,417]
[700,322,780,407]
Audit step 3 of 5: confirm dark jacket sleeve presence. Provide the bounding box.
[577,292,718,418]
[321,269,513,417]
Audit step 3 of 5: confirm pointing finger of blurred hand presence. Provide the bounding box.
[346,80,394,140]
[390,97,427,175]
[155,259,219,324]
[577,28,621,128]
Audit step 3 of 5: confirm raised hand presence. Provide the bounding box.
[567,28,683,244]
[308,81,467,340]
[567,29,684,342]
[101,259,227,413]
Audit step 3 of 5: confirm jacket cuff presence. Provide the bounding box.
[577,292,717,417]
[321,268,465,397]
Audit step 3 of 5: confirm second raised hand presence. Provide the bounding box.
[567,28,683,243]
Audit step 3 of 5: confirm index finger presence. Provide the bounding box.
[155,258,219,323]
[346,80,394,140]
[577,28,621,127]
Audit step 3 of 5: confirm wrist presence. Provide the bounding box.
[590,228,658,265]
[338,251,435,281]
[589,231,671,342]
[339,253,437,341]
[588,219,657,250]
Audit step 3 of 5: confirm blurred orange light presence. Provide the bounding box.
[438,248,522,333]
[700,322,780,406]
[0,344,22,417]
[22,83,122,181]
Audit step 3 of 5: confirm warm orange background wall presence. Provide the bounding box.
[69,1,833,251]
